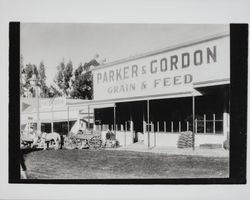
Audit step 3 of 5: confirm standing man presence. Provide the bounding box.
[60,135,64,149]
[20,150,28,179]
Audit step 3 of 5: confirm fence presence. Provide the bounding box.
[94,122,134,147]
[94,121,133,132]
[143,114,224,134]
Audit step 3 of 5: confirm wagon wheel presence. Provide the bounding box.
[70,137,79,149]
[75,139,82,149]
[88,136,102,150]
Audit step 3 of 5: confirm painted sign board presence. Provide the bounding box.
[93,34,230,101]
[40,97,66,107]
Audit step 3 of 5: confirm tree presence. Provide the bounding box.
[38,61,46,84]
[70,57,100,99]
[20,54,25,97]
[38,61,49,98]
[20,54,103,99]
[63,60,73,95]
[21,63,38,97]
[74,62,83,78]
[20,59,50,98]
[53,59,73,97]
[48,84,63,97]
[54,60,65,91]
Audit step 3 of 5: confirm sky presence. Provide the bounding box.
[20,23,229,85]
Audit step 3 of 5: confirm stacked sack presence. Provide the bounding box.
[177,131,193,148]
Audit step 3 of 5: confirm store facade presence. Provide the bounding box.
[70,32,230,148]
[21,98,96,135]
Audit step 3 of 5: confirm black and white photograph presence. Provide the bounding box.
[18,23,232,180]
[1,0,249,199]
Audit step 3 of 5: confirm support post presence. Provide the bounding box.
[93,108,95,130]
[51,98,54,133]
[151,122,154,132]
[195,119,197,133]
[204,114,206,134]
[154,122,157,147]
[28,121,30,134]
[192,95,195,150]
[171,121,173,133]
[130,121,133,132]
[114,104,116,138]
[213,114,216,134]
[223,112,229,138]
[164,121,166,133]
[36,86,41,135]
[88,105,90,130]
[147,100,150,148]
[143,121,145,134]
[67,105,70,135]
[124,124,126,147]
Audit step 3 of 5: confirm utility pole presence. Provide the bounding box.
[30,74,41,135]
[50,97,55,133]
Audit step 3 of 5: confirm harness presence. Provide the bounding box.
[41,132,47,140]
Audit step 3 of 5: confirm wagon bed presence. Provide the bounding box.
[69,130,103,149]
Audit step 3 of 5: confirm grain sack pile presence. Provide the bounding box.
[177,131,193,148]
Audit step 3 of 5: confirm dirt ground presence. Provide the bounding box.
[23,149,229,179]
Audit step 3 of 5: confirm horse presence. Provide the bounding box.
[20,130,40,149]
[39,132,61,150]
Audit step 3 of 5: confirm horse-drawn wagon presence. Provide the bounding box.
[20,130,61,150]
[65,130,103,150]
[20,131,40,149]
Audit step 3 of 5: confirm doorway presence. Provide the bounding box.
[116,100,146,142]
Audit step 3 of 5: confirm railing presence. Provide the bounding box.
[143,114,224,134]
[94,114,224,134]
[94,121,134,132]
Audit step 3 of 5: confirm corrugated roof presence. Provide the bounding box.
[21,98,92,114]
